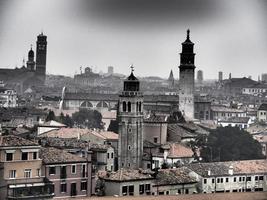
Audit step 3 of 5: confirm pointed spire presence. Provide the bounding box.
[130,64,134,74]
[30,44,33,50]
[187,29,190,40]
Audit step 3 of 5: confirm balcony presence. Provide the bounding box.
[7,183,54,200]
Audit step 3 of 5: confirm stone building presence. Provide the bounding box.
[118,69,144,169]
[187,159,267,193]
[178,29,196,120]
[257,103,267,122]
[0,135,54,199]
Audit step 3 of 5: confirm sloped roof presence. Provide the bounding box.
[0,135,39,147]
[103,168,154,182]
[187,159,267,177]
[258,103,267,111]
[154,167,196,186]
[218,117,250,123]
[40,147,87,164]
[41,120,66,127]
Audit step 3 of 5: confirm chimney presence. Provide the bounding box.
[228,165,234,175]
[207,169,211,176]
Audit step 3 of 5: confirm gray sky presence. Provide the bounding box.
[0,0,266,79]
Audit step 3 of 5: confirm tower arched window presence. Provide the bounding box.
[136,102,139,112]
[128,102,131,112]
[122,101,126,112]
[139,102,142,112]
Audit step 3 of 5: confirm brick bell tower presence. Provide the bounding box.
[35,32,47,84]
[118,66,144,169]
[179,29,196,120]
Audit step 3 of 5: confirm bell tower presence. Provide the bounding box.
[179,29,196,119]
[35,32,47,84]
[26,45,35,71]
[118,66,144,169]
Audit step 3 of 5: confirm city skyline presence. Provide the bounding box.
[0,0,267,79]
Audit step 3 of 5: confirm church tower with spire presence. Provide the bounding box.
[118,66,144,169]
[26,45,35,71]
[178,29,196,119]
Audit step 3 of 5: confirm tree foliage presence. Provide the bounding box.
[107,120,119,133]
[200,127,264,162]
[72,109,103,129]
[46,110,55,121]
[57,113,74,128]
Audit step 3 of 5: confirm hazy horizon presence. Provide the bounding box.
[0,0,267,80]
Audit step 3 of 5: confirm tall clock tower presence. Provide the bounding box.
[118,67,144,169]
[35,32,47,84]
[179,29,196,120]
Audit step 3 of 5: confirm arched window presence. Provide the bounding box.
[136,102,139,112]
[139,102,142,112]
[128,102,131,112]
[123,101,126,112]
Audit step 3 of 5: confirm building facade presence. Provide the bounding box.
[118,69,144,169]
[0,136,54,200]
[179,29,196,120]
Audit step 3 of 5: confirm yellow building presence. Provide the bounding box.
[0,135,54,199]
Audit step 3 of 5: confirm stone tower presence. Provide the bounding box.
[179,29,196,120]
[35,32,47,83]
[118,67,144,169]
[26,45,35,71]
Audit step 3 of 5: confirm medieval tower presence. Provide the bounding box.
[118,67,144,169]
[179,29,196,119]
[35,32,47,83]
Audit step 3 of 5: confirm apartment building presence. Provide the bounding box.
[0,135,54,199]
[40,147,92,198]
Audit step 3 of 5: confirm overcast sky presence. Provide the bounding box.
[0,0,266,79]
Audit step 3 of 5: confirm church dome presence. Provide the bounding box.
[28,47,34,58]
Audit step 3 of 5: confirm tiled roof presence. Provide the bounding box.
[218,117,250,123]
[168,143,194,158]
[154,167,196,186]
[40,147,87,164]
[144,114,168,123]
[0,135,39,147]
[187,159,267,177]
[258,103,267,111]
[103,168,154,181]
[211,106,245,113]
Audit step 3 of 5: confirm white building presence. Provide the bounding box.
[257,104,267,122]
[0,87,17,108]
[217,117,252,129]
[187,160,267,193]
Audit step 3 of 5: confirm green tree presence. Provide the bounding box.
[46,110,55,121]
[72,109,103,129]
[200,127,264,162]
[107,120,118,133]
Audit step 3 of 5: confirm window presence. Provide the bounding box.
[71,165,76,174]
[158,191,164,195]
[226,178,229,182]
[145,184,151,193]
[107,153,110,159]
[246,177,251,181]
[212,178,215,184]
[6,153,13,161]
[147,163,151,169]
[185,189,189,194]
[139,184,144,194]
[166,191,170,195]
[9,170,16,178]
[204,179,207,184]
[49,166,56,175]
[127,102,131,112]
[153,137,158,144]
[111,152,114,159]
[255,176,258,181]
[122,101,126,112]
[81,181,87,191]
[239,177,242,182]
[128,145,131,150]
[129,185,134,196]
[24,169,31,178]
[259,176,264,181]
[21,152,28,160]
[234,177,237,182]
[61,183,67,193]
[36,169,41,177]
[178,189,181,194]
[122,186,128,196]
[33,152,38,160]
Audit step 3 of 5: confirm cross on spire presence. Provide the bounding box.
[30,44,33,50]
[130,65,134,73]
